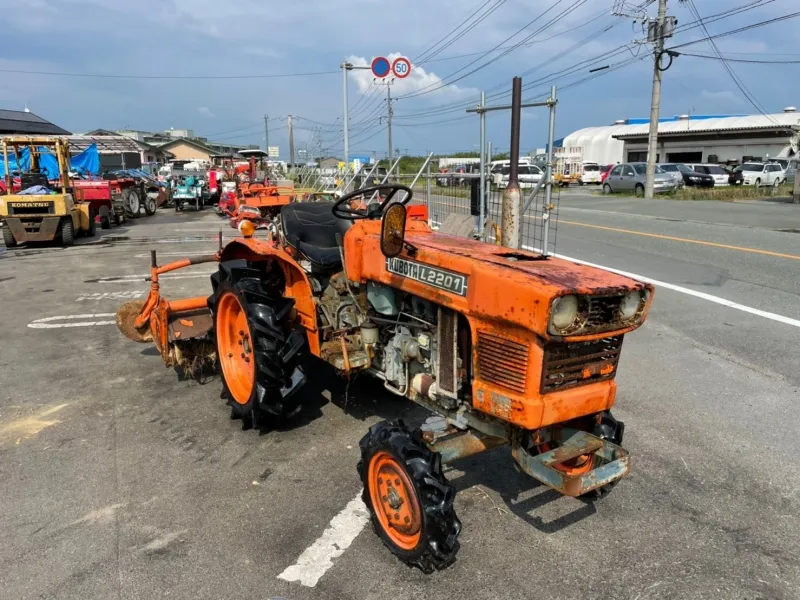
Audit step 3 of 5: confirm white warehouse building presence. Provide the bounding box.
[561,108,800,166]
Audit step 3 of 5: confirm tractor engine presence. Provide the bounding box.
[314,272,466,411]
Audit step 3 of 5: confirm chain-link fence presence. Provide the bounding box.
[393,170,560,255]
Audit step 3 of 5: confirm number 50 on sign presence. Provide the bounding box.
[392,57,411,79]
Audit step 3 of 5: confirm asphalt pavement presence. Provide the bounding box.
[0,198,798,600]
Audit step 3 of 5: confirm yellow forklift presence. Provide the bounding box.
[1,137,93,247]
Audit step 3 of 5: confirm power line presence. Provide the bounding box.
[416,0,508,64]
[682,0,774,122]
[667,10,800,51]
[399,0,587,100]
[413,0,499,63]
[678,52,800,64]
[0,68,339,80]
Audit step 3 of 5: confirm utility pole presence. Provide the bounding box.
[264,115,269,158]
[644,0,668,199]
[288,114,295,170]
[387,81,394,167]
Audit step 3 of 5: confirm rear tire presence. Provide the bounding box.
[602,183,612,195]
[99,205,112,229]
[210,260,305,429]
[124,189,140,217]
[2,226,17,248]
[358,420,462,574]
[85,211,97,237]
[60,218,74,246]
[144,194,157,215]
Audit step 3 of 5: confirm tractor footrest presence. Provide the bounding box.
[168,309,213,342]
[512,430,629,497]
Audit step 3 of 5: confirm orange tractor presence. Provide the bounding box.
[117,184,653,572]
[219,159,294,230]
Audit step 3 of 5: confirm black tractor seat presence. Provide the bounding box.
[281,203,352,269]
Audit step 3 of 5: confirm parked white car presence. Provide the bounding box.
[496,164,544,189]
[579,162,602,185]
[737,162,785,186]
[687,164,730,187]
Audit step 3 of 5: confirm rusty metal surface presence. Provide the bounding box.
[4,216,60,243]
[429,431,507,464]
[512,429,629,497]
[476,331,529,393]
[115,300,153,343]
[168,309,213,342]
[541,335,622,393]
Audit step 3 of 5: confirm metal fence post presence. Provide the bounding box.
[542,85,557,255]
[479,91,486,239]
[426,159,432,224]
[501,77,522,249]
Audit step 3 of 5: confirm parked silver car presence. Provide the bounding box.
[602,162,678,196]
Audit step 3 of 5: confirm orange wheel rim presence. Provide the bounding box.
[538,443,594,476]
[216,291,256,405]
[368,451,422,551]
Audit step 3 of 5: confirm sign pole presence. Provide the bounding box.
[341,62,351,191]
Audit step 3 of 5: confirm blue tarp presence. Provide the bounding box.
[0,143,100,178]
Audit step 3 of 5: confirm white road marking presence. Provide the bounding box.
[277,491,369,588]
[520,245,800,329]
[77,291,144,302]
[28,313,116,329]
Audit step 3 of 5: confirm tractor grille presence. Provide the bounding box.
[541,335,623,393]
[8,202,54,216]
[584,295,625,333]
[477,331,529,394]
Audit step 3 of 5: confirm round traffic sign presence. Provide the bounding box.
[371,56,391,78]
[392,57,411,79]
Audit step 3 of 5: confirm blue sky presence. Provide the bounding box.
[0,0,795,159]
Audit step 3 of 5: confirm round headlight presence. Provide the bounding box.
[551,295,579,331]
[619,291,642,321]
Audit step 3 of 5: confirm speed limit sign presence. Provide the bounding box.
[392,57,411,79]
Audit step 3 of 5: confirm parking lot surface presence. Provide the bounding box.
[1,202,798,600]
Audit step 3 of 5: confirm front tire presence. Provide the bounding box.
[2,226,17,248]
[634,183,644,197]
[210,260,305,429]
[60,218,74,246]
[358,420,462,574]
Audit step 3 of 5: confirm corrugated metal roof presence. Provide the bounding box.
[64,135,145,154]
[0,109,71,135]
[612,112,800,139]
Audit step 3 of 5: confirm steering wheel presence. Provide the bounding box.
[331,184,413,220]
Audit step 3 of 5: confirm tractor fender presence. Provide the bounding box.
[219,239,320,356]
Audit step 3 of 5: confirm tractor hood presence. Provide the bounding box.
[345,222,653,341]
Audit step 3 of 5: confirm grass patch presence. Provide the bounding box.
[597,184,795,201]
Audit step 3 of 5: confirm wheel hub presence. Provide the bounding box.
[216,292,256,404]
[369,452,422,544]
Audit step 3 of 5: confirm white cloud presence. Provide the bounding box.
[346,53,478,99]
[197,106,215,118]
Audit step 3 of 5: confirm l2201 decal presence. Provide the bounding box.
[385,257,468,296]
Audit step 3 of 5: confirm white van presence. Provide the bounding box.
[579,162,602,185]
[489,158,532,186]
